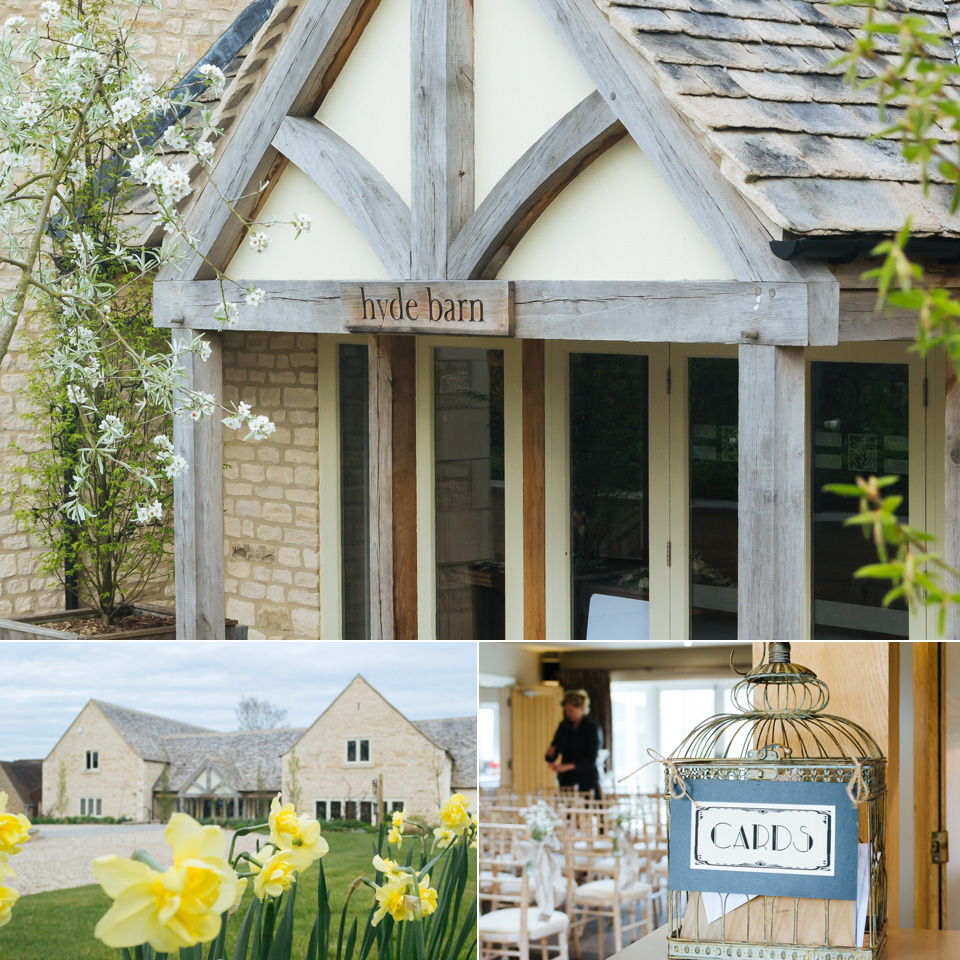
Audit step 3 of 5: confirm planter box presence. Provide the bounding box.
[0,602,244,640]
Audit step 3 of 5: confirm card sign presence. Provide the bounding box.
[669,778,858,900]
[341,282,513,336]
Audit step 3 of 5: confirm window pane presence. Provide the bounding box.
[660,688,715,756]
[610,687,647,787]
[812,362,909,638]
[570,354,648,640]
[330,801,342,819]
[435,348,505,640]
[688,357,738,640]
[479,704,501,789]
[340,343,370,639]
[360,740,369,762]
[345,800,357,820]
[360,801,372,823]
[347,740,356,762]
[316,801,327,820]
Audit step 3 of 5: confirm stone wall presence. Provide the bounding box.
[221,332,320,641]
[42,702,150,821]
[284,676,452,822]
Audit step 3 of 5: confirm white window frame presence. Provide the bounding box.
[415,335,524,640]
[344,737,371,765]
[80,797,103,817]
[84,749,99,771]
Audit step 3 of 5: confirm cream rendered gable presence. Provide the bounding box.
[42,701,152,821]
[283,676,451,820]
[474,0,595,203]
[498,136,735,282]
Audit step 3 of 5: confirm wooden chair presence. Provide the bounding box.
[480,823,569,960]
[562,818,653,960]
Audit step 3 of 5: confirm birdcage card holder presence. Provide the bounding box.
[661,643,888,960]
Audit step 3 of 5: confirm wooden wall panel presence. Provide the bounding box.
[391,337,418,639]
[522,340,546,640]
[510,686,564,795]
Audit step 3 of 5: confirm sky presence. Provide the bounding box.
[0,641,477,759]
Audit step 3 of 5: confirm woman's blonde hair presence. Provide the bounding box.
[562,689,590,713]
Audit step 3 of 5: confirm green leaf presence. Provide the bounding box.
[854,563,903,579]
[268,878,297,960]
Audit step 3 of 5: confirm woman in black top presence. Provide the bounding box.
[545,689,602,798]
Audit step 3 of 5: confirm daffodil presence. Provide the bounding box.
[372,872,412,925]
[417,875,438,917]
[432,825,455,849]
[438,793,471,837]
[0,792,30,856]
[92,813,238,952]
[252,849,296,900]
[387,809,406,847]
[229,876,248,914]
[268,795,329,872]
[0,883,18,928]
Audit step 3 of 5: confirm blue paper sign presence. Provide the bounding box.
[668,778,859,900]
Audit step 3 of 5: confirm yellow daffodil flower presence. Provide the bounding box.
[418,875,438,917]
[387,809,406,847]
[268,795,329,873]
[432,825,455,849]
[92,813,238,952]
[372,854,405,879]
[229,876,248,915]
[0,855,14,879]
[371,872,413,925]
[0,793,30,857]
[0,883,18,928]
[438,794,471,836]
[252,850,296,900]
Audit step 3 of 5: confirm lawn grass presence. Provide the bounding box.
[0,831,476,960]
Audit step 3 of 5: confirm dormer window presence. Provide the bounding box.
[345,738,370,764]
[85,750,99,771]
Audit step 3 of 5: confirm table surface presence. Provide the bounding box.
[611,926,960,960]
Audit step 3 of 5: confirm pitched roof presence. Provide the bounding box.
[412,718,477,790]
[0,760,42,804]
[156,729,306,793]
[599,0,960,236]
[95,700,214,761]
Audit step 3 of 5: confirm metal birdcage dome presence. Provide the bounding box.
[665,642,887,960]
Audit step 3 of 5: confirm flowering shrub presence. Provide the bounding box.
[83,794,476,960]
[0,0,311,528]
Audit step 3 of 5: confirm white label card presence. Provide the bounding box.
[692,801,835,876]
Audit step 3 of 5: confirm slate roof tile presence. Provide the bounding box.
[412,718,478,789]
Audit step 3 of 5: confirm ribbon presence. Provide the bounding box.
[518,835,564,920]
[620,747,699,807]
[846,756,868,807]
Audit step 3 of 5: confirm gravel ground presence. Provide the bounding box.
[11,823,264,896]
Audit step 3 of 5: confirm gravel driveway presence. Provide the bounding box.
[12,823,265,896]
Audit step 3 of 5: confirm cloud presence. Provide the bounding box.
[0,642,477,759]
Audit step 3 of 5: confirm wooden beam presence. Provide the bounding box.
[913,642,944,929]
[172,330,226,640]
[157,0,379,282]
[156,278,829,344]
[410,0,474,277]
[526,0,821,287]
[839,290,921,342]
[522,340,546,641]
[272,117,412,278]
[390,337,418,638]
[369,334,394,639]
[447,92,624,280]
[738,345,807,643]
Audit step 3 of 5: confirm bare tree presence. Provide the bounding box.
[235,696,288,730]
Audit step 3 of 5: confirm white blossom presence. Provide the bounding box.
[39,1,61,23]
[48,195,61,216]
[162,125,189,151]
[248,231,270,254]
[244,287,265,306]
[128,152,150,181]
[149,94,172,113]
[246,415,276,441]
[62,82,83,104]
[160,166,191,202]
[98,414,126,446]
[198,339,212,362]
[4,15,26,29]
[213,301,238,329]
[15,101,43,126]
[293,213,312,235]
[67,158,86,184]
[153,434,174,455]
[183,391,216,421]
[197,63,226,96]
[164,454,188,478]
[143,160,166,187]
[66,384,87,405]
[194,139,215,163]
[128,73,154,97]
[112,97,139,124]
[135,499,163,523]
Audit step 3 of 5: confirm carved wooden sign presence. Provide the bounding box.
[340,281,513,335]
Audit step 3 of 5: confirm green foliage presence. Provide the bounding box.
[9,276,173,623]
[156,767,175,822]
[286,750,303,815]
[53,759,69,817]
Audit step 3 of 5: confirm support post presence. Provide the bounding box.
[738,345,807,642]
[522,340,546,640]
[411,0,474,278]
[946,359,960,642]
[369,335,418,638]
[173,330,225,640]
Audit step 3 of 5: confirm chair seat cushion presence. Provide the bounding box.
[574,878,652,903]
[494,876,567,905]
[478,908,570,940]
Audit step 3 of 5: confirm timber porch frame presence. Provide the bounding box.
[154,0,960,641]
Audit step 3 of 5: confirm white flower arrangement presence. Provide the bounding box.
[520,801,563,841]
